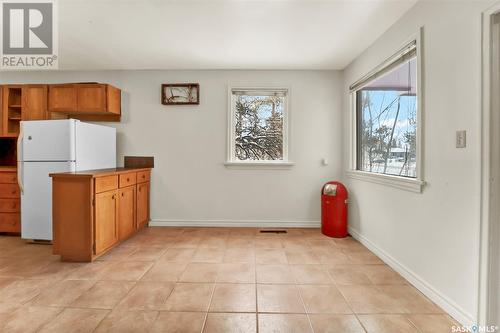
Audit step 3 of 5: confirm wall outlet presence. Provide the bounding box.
[456,130,466,148]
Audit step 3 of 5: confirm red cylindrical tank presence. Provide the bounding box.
[321,181,348,238]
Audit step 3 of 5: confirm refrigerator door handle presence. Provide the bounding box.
[17,129,24,194]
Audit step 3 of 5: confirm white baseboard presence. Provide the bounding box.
[348,227,475,327]
[149,219,320,228]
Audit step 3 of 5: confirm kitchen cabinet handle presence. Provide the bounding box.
[127,178,130,182]
[121,193,124,197]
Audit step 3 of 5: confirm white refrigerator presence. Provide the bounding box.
[18,119,116,241]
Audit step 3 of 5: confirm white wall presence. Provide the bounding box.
[342,0,496,325]
[0,70,342,227]
[492,12,500,327]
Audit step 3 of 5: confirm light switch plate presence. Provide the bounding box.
[456,130,466,148]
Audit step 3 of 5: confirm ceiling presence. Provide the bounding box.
[58,0,417,70]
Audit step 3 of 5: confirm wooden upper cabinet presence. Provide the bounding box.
[48,83,121,120]
[1,84,48,136]
[94,189,118,255]
[0,83,121,127]
[48,84,77,112]
[117,186,136,240]
[23,85,48,121]
[2,86,21,137]
[77,84,107,113]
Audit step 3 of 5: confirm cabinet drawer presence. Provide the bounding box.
[137,171,150,184]
[119,173,136,188]
[0,213,20,232]
[0,173,17,184]
[95,176,118,193]
[0,184,20,198]
[0,199,20,212]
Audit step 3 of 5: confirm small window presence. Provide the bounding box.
[227,88,289,163]
[352,42,418,178]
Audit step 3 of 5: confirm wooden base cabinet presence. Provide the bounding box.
[51,168,151,262]
[95,190,118,255]
[137,182,150,229]
[0,168,20,233]
[117,185,136,241]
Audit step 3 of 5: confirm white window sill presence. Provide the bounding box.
[224,161,295,169]
[345,170,425,193]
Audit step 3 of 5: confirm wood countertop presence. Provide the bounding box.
[50,167,151,178]
[0,166,17,172]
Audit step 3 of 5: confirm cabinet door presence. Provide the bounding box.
[118,186,135,240]
[23,85,48,120]
[136,182,149,229]
[94,190,118,255]
[2,86,23,136]
[48,85,77,112]
[77,84,107,113]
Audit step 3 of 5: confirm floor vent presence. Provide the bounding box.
[259,230,287,234]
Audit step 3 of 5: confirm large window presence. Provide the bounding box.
[353,41,418,179]
[227,88,289,163]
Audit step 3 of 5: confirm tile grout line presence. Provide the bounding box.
[405,314,426,333]
[200,280,217,332]
[0,229,449,332]
[254,247,259,333]
[328,258,369,333]
[294,272,316,332]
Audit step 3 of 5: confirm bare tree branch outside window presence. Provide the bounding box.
[232,93,285,161]
[356,56,417,178]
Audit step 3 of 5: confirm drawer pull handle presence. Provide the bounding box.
[121,193,124,197]
[127,178,130,182]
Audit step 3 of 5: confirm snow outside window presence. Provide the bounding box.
[228,88,289,164]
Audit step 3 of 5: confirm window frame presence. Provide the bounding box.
[346,29,425,193]
[225,86,293,168]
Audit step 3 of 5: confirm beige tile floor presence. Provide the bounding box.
[0,227,459,332]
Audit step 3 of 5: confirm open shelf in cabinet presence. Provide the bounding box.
[4,87,22,136]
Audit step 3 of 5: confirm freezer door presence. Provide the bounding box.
[75,121,116,170]
[20,119,76,162]
[20,161,76,241]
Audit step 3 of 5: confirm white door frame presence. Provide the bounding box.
[480,1,500,326]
